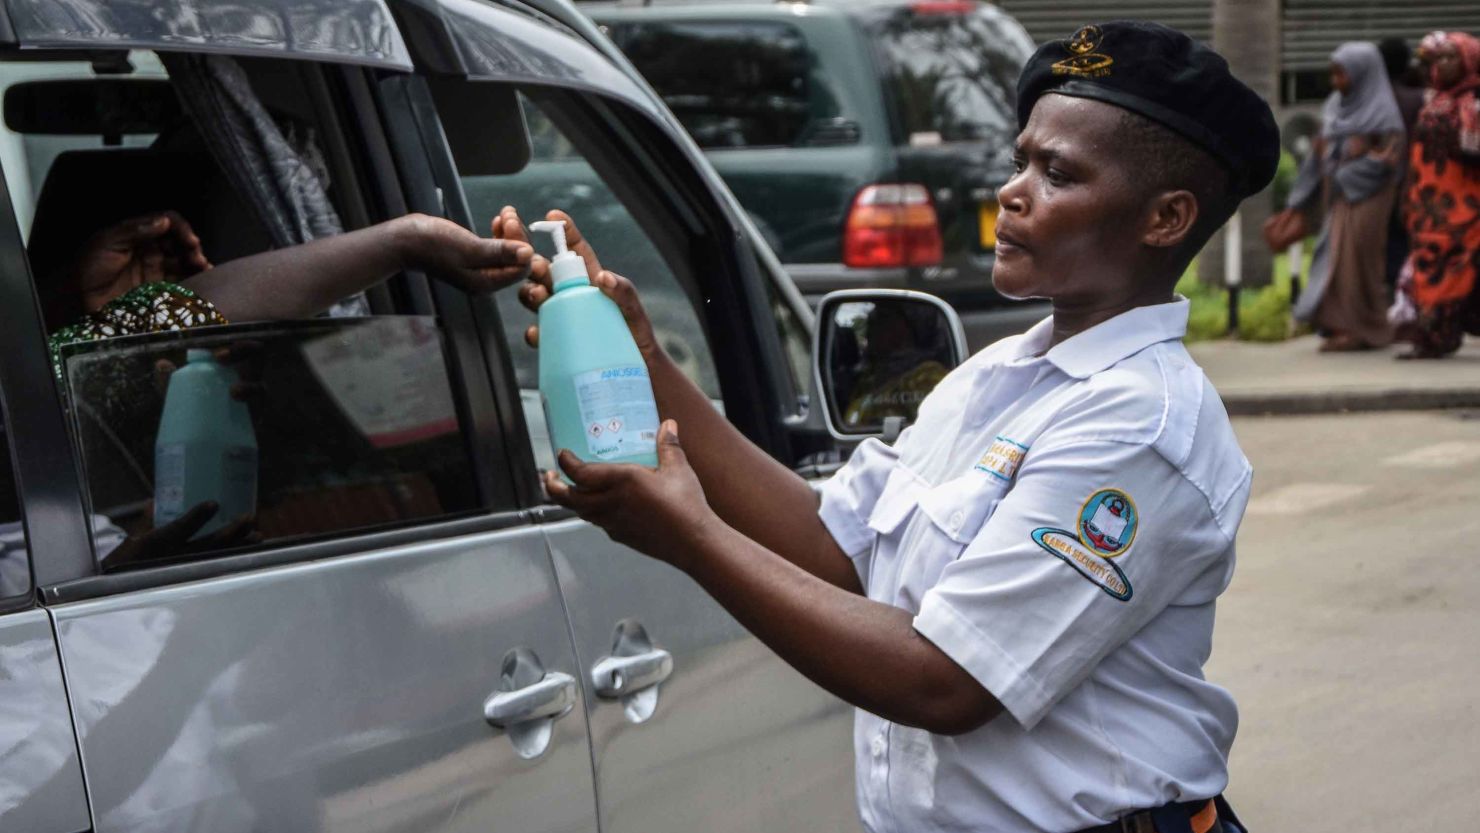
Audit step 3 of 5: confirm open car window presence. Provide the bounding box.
[0,51,494,574]
[446,89,722,470]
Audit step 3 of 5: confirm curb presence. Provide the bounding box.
[1221,388,1480,416]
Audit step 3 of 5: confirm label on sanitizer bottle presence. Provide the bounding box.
[574,365,659,460]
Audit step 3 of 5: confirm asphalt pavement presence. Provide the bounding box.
[1212,410,1480,832]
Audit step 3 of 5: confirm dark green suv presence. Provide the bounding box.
[590,0,1034,310]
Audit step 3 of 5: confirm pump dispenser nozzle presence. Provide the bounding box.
[529,220,589,290]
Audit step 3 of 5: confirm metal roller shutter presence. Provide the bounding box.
[1283,0,1480,70]
[997,0,1213,45]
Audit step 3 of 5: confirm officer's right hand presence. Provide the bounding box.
[495,207,660,359]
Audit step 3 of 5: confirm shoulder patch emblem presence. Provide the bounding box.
[1030,488,1139,601]
[1078,489,1138,557]
[974,436,1028,482]
[1031,529,1133,601]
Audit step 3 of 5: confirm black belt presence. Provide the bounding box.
[1076,798,1219,833]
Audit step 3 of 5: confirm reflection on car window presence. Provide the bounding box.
[867,9,1030,145]
[59,319,479,571]
[455,93,721,401]
[609,21,846,149]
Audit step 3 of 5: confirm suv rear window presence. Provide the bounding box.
[607,20,847,149]
[866,7,1028,146]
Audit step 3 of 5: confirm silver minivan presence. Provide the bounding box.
[0,1,966,831]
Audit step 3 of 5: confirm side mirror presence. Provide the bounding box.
[812,289,968,441]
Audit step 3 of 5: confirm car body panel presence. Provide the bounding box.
[543,519,856,833]
[51,526,599,833]
[3,0,413,70]
[0,608,90,833]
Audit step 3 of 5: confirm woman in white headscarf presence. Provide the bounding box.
[1290,41,1408,350]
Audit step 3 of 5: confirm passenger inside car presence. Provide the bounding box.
[47,208,532,368]
[2,50,536,574]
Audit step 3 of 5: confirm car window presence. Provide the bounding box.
[0,54,490,573]
[865,8,1030,146]
[607,20,853,149]
[57,320,479,571]
[451,92,721,468]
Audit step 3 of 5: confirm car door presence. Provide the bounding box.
[401,2,856,831]
[0,7,600,831]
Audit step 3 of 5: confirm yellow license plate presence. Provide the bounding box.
[979,201,999,249]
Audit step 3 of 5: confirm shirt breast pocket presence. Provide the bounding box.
[864,467,1007,607]
[917,475,1007,547]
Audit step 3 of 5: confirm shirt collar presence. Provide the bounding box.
[1037,298,1190,379]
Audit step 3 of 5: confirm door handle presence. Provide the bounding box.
[485,647,577,759]
[591,619,672,723]
[592,648,673,699]
[484,671,577,728]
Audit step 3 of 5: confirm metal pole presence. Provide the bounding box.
[1287,238,1303,307]
[1224,210,1242,337]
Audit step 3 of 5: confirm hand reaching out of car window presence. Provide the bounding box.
[397,213,534,293]
[494,207,659,359]
[72,211,213,313]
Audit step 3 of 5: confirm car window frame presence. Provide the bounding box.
[17,55,534,605]
[420,74,801,487]
[0,148,92,595]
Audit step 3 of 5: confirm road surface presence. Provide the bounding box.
[1212,410,1480,832]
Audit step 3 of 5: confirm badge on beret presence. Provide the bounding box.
[1052,25,1113,78]
[1030,488,1138,601]
[1015,20,1282,199]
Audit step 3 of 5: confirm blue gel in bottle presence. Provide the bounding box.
[154,348,258,537]
[531,220,660,476]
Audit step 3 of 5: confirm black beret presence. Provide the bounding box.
[1016,20,1280,199]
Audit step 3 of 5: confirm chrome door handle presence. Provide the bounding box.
[484,671,577,728]
[485,647,578,759]
[592,648,673,699]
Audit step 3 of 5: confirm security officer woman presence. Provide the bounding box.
[511,21,1277,833]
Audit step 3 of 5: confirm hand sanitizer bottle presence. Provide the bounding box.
[154,349,259,537]
[531,220,660,472]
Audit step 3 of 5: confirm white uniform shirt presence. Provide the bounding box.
[818,299,1250,833]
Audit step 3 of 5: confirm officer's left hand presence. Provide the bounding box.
[543,420,718,572]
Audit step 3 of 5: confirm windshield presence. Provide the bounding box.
[866,7,1031,146]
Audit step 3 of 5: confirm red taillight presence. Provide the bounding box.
[843,183,944,269]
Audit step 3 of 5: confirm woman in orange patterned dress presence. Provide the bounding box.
[1401,31,1480,358]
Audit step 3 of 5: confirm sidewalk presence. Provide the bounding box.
[1189,336,1480,415]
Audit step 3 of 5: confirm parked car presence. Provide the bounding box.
[587,0,1035,310]
[0,1,976,832]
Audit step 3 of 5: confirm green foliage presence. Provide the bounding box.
[1176,249,1313,343]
